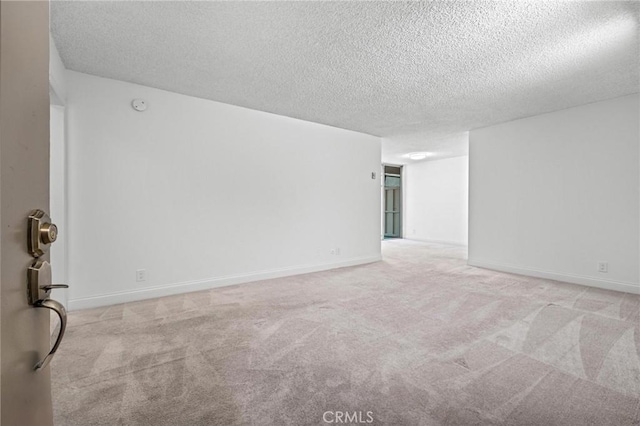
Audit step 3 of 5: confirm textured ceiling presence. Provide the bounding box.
[51,1,639,163]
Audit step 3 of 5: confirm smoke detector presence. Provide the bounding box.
[131,99,147,112]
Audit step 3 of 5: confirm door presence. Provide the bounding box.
[1,2,55,425]
[383,165,402,238]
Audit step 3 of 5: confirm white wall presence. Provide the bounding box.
[49,34,66,105]
[404,156,469,246]
[66,71,382,310]
[469,94,639,294]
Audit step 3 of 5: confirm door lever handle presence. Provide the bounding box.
[33,298,67,371]
[40,284,69,291]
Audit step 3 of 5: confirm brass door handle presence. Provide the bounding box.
[26,259,69,371]
[33,298,67,371]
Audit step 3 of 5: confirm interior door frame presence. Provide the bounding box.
[382,163,403,239]
[50,97,68,310]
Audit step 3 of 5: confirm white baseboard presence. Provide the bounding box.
[404,238,468,247]
[467,258,640,295]
[68,255,382,311]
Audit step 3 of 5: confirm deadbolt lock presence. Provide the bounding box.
[28,209,58,257]
[41,222,58,244]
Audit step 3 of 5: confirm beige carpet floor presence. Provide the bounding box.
[52,240,640,425]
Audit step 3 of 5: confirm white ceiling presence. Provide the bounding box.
[51,1,639,164]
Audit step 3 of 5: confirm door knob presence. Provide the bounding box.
[28,209,58,257]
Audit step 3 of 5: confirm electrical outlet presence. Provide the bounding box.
[136,269,147,282]
[330,249,336,255]
[597,262,608,273]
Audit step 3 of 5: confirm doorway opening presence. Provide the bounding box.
[383,164,402,239]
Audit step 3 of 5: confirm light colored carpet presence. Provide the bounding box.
[52,240,640,425]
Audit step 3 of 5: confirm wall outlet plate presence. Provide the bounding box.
[597,262,608,273]
[136,269,147,281]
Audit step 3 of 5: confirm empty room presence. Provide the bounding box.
[1,1,639,425]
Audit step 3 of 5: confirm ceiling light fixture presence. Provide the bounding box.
[407,152,431,160]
